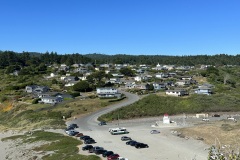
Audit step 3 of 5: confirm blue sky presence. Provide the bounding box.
[0,0,240,56]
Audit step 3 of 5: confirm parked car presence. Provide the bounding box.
[66,130,79,136]
[102,151,114,157]
[121,136,132,141]
[80,135,91,140]
[84,139,96,144]
[107,154,120,160]
[82,145,93,151]
[212,114,220,117]
[126,140,136,145]
[75,133,84,137]
[98,121,107,126]
[89,146,104,153]
[130,141,139,146]
[65,126,75,131]
[68,123,78,128]
[94,149,107,154]
[135,143,149,148]
[83,137,94,142]
[68,131,79,136]
[150,130,160,134]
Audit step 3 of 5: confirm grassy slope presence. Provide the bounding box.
[99,93,240,121]
[0,97,115,130]
[2,131,100,160]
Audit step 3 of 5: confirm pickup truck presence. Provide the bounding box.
[227,117,237,122]
[202,118,209,122]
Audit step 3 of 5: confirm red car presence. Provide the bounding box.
[107,154,120,160]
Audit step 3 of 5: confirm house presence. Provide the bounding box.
[72,64,80,68]
[155,73,168,79]
[79,75,87,81]
[9,70,19,76]
[50,73,56,77]
[59,64,69,71]
[114,64,124,70]
[194,85,213,95]
[168,72,177,77]
[125,82,136,89]
[65,81,78,87]
[25,85,49,93]
[163,65,175,70]
[112,73,124,78]
[136,69,145,74]
[180,76,193,80]
[134,84,147,90]
[96,88,119,98]
[153,83,167,90]
[63,76,76,82]
[37,92,73,99]
[134,76,142,82]
[100,64,111,68]
[166,89,188,96]
[109,78,121,84]
[74,67,87,73]
[40,96,63,104]
[152,63,164,70]
[175,80,191,86]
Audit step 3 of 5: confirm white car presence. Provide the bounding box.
[117,157,128,160]
[150,130,160,134]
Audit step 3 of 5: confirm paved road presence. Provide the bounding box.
[68,91,140,131]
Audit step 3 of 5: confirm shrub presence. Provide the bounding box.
[70,92,80,97]
[32,98,41,104]
[0,96,7,102]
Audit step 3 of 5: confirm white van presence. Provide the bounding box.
[109,127,126,132]
[110,128,129,135]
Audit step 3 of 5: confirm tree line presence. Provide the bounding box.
[1,51,240,69]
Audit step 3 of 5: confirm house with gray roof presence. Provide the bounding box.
[25,85,49,93]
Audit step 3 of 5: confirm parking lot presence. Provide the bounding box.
[75,119,209,160]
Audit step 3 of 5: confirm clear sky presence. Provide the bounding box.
[0,0,240,56]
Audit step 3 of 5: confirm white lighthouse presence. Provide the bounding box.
[163,113,170,124]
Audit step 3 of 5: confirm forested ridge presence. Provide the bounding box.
[0,50,240,68]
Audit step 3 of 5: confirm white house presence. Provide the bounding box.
[40,96,63,104]
[194,86,213,95]
[175,80,191,86]
[65,81,78,87]
[96,88,118,98]
[166,89,187,96]
[109,78,121,84]
[134,76,142,82]
[153,83,167,90]
[155,73,168,79]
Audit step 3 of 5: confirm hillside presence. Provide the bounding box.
[99,94,240,121]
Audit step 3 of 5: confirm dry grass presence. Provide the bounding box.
[193,76,208,84]
[176,121,240,150]
[54,97,113,119]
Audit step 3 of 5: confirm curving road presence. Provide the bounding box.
[68,91,140,131]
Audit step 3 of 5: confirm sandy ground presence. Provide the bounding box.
[77,118,209,160]
[0,118,210,160]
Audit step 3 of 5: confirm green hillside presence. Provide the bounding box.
[99,94,240,121]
